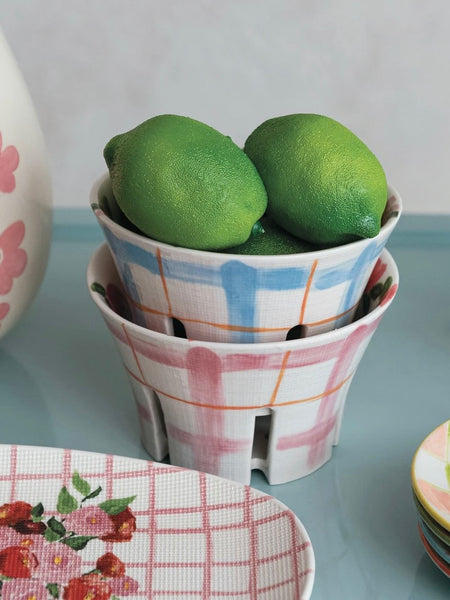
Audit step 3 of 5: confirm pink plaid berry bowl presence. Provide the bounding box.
[87,244,399,485]
[0,444,315,599]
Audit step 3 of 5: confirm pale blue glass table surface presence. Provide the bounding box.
[1,210,449,599]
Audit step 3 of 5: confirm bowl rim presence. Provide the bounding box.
[90,172,402,263]
[87,243,399,352]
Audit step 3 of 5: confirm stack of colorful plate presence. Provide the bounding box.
[411,420,450,577]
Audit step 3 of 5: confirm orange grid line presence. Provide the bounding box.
[125,290,358,332]
[299,259,318,324]
[308,303,356,326]
[269,350,291,405]
[125,365,354,410]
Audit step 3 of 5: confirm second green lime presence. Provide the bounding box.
[244,113,388,246]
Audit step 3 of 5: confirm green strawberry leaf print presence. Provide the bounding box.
[99,496,136,515]
[62,535,96,551]
[82,486,102,501]
[31,502,44,520]
[47,516,66,537]
[72,471,91,497]
[44,527,62,542]
[46,583,59,598]
[57,486,78,514]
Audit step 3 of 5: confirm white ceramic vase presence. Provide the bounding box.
[0,30,52,338]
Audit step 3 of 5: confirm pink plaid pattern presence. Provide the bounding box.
[108,315,381,482]
[0,445,314,599]
[88,244,398,484]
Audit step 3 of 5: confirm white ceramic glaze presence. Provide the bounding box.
[91,173,401,343]
[0,30,52,339]
[87,243,399,485]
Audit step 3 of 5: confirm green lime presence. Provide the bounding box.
[223,216,317,255]
[244,114,387,245]
[104,114,267,250]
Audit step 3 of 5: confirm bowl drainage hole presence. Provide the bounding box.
[252,414,272,465]
[172,318,187,338]
[286,324,307,340]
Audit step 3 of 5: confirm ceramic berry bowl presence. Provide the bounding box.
[90,173,401,343]
[87,243,399,485]
[0,444,315,599]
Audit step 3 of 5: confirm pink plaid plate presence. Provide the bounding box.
[0,444,315,599]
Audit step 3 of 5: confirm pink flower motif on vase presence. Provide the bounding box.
[0,303,9,321]
[0,220,27,295]
[0,132,20,193]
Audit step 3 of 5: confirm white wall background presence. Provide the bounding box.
[1,0,449,213]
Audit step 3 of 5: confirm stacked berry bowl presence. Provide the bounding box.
[87,113,402,486]
[411,420,450,578]
[88,176,401,486]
